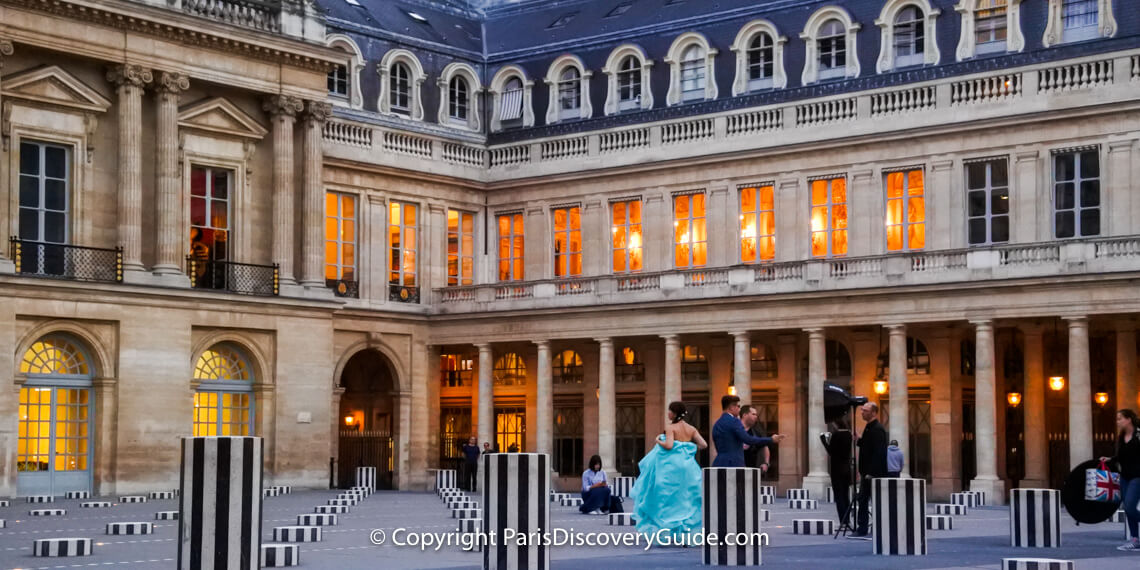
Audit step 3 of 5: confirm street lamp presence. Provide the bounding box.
[1007,392,1022,407]
[873,380,889,395]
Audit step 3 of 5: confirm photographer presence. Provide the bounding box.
[820,416,853,522]
[849,402,887,540]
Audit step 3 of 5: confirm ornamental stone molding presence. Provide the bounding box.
[106,64,153,89]
[155,71,190,94]
[303,100,334,123]
[263,94,305,117]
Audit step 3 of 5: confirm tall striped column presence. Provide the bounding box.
[703,467,761,566]
[483,453,549,570]
[872,478,926,555]
[178,436,263,570]
[1010,489,1061,548]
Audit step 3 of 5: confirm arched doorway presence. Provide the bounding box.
[17,333,95,496]
[338,349,399,489]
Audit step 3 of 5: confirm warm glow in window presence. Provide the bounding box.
[674,193,707,268]
[325,192,356,282]
[18,387,89,473]
[612,200,643,273]
[493,352,527,386]
[447,210,476,286]
[389,202,418,287]
[976,0,1008,45]
[553,350,584,384]
[194,345,252,382]
[811,177,847,257]
[440,354,474,387]
[740,185,775,263]
[21,336,90,376]
[193,343,254,437]
[617,347,645,383]
[885,169,926,251]
[553,206,582,277]
[498,213,525,281]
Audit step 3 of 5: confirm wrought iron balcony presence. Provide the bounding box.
[327,278,359,299]
[389,284,420,303]
[9,238,122,283]
[187,256,279,296]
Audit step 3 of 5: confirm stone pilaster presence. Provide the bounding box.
[731,331,751,405]
[802,328,830,498]
[300,101,332,289]
[661,334,681,406]
[969,320,1005,504]
[1117,324,1138,412]
[1066,316,1092,470]
[0,40,12,270]
[153,72,190,279]
[887,324,909,477]
[534,340,552,457]
[596,337,615,475]
[263,95,304,285]
[107,64,153,273]
[476,343,494,451]
[1021,324,1048,488]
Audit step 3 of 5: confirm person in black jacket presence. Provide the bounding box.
[821,416,853,523]
[850,402,888,539]
[1101,409,1140,551]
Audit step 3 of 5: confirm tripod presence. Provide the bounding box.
[828,421,860,539]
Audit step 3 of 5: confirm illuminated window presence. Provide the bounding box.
[440,354,474,388]
[495,407,526,452]
[751,343,779,379]
[493,352,527,386]
[497,212,525,281]
[885,168,926,251]
[553,350,584,384]
[325,192,356,287]
[447,210,475,286]
[673,193,707,268]
[1053,149,1100,238]
[553,206,582,278]
[966,159,1009,245]
[390,62,411,113]
[818,19,847,79]
[193,343,254,437]
[810,177,848,257]
[893,6,925,68]
[611,200,643,273]
[20,335,90,376]
[681,345,709,383]
[439,407,471,465]
[975,0,1008,51]
[18,335,93,480]
[616,347,645,383]
[740,185,775,263]
[189,166,232,289]
[389,202,418,287]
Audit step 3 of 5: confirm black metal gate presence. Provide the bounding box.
[338,430,393,490]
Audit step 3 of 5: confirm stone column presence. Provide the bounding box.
[887,324,909,477]
[263,95,303,286]
[300,101,332,289]
[107,64,153,274]
[1117,324,1138,412]
[1021,324,1048,488]
[535,340,553,457]
[0,41,14,269]
[596,337,616,476]
[661,334,681,406]
[927,329,956,498]
[776,334,802,491]
[476,343,494,450]
[969,320,1005,504]
[803,328,830,498]
[1066,316,1092,469]
[731,331,751,405]
[152,72,190,279]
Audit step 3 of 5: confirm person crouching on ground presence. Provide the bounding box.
[1101,409,1140,552]
[580,455,612,515]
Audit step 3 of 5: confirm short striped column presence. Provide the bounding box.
[550,492,573,503]
[33,538,92,557]
[454,508,482,519]
[0,520,5,529]
[273,526,321,542]
[261,544,300,567]
[82,501,112,508]
[872,478,926,555]
[150,491,176,500]
[613,476,635,498]
[315,505,349,514]
[297,514,337,526]
[608,513,636,526]
[177,436,263,570]
[558,497,583,507]
[825,487,834,503]
[65,491,90,499]
[793,519,834,535]
[26,495,54,503]
[107,522,153,535]
[926,515,953,530]
[355,466,377,491]
[1001,558,1073,570]
[30,509,66,516]
[935,504,966,515]
[951,492,978,508]
[458,518,482,532]
[1010,489,1061,548]
[789,499,818,510]
[703,467,762,566]
[432,469,458,491]
[120,496,147,503]
[264,487,281,498]
[482,453,550,570]
[787,488,810,500]
[156,511,179,520]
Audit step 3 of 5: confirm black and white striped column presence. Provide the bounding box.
[482,453,549,570]
[434,469,458,491]
[260,544,300,567]
[1010,489,1061,548]
[703,467,762,566]
[177,436,263,570]
[107,522,153,535]
[613,476,635,498]
[355,466,377,490]
[872,478,926,555]
[1001,558,1074,570]
[33,538,92,557]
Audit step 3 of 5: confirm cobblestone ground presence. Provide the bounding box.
[0,489,1137,569]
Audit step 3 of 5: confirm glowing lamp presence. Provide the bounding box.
[344,415,355,426]
[1007,392,1022,407]
[873,380,889,395]
[1095,392,1109,406]
[727,386,737,396]
[1049,376,1065,391]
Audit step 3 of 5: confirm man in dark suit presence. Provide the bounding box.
[850,402,888,539]
[740,405,771,473]
[712,395,783,467]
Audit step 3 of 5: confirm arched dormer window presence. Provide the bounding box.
[437,62,483,132]
[490,66,534,132]
[665,33,718,106]
[326,34,365,109]
[954,0,1024,60]
[876,0,942,73]
[378,49,427,120]
[603,44,654,115]
[545,55,592,124]
[730,20,788,95]
[1042,0,1116,47]
[800,7,862,84]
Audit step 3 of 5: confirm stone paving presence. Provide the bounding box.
[0,488,1137,569]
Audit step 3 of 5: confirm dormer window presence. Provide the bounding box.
[680,45,706,101]
[438,62,482,132]
[328,64,348,97]
[893,6,925,67]
[558,68,581,120]
[449,76,469,122]
[954,0,1024,59]
[976,0,1008,53]
[746,33,774,90]
[390,63,411,114]
[545,56,591,123]
[604,45,654,114]
[378,50,426,120]
[325,35,365,109]
[731,20,788,94]
[818,20,847,80]
[801,7,861,83]
[502,77,524,125]
[618,57,641,110]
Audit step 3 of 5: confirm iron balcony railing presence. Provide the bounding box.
[9,237,123,283]
[327,278,360,298]
[187,256,279,296]
[389,284,420,303]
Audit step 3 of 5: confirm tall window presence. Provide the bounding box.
[681,345,709,383]
[389,202,417,289]
[439,407,472,467]
[747,33,775,90]
[493,353,526,386]
[893,6,925,67]
[615,404,644,475]
[966,159,1009,245]
[501,77,524,124]
[680,45,706,101]
[740,185,775,263]
[885,169,926,251]
[975,0,1008,51]
[616,347,644,383]
[449,76,469,122]
[18,141,69,245]
[553,406,584,474]
[612,200,643,273]
[810,177,848,257]
[193,343,254,437]
[497,212,524,281]
[18,335,93,486]
[440,354,474,388]
[390,63,411,113]
[751,344,779,379]
[1062,0,1098,36]
[325,192,357,293]
[618,56,642,110]
[818,20,847,79]
[1053,149,1100,238]
[673,193,707,268]
[189,167,232,289]
[495,407,526,453]
[558,68,581,120]
[553,350,584,384]
[328,64,349,97]
[447,210,475,286]
[553,206,582,278]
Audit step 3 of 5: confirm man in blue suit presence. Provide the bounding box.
[712,395,784,467]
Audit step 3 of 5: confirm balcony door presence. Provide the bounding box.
[189,166,232,289]
[18,141,70,275]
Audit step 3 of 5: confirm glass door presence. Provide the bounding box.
[17,386,91,496]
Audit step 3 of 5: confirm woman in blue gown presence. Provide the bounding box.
[632,401,708,543]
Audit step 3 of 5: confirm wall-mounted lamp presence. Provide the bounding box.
[873,380,889,395]
[1049,376,1066,391]
[344,415,355,427]
[727,385,737,396]
[1007,392,1022,407]
[1095,392,1110,407]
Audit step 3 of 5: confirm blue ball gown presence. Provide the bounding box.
[631,435,702,541]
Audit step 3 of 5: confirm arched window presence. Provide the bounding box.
[747,33,775,88]
[616,347,644,383]
[681,345,709,383]
[1043,0,1113,47]
[449,76,469,122]
[604,45,654,115]
[751,343,778,379]
[894,6,926,67]
[326,35,364,109]
[21,335,91,376]
[826,340,852,382]
[328,64,348,97]
[818,20,847,80]
[558,68,581,119]
[876,337,932,377]
[546,57,591,124]
[193,343,254,436]
[680,44,706,101]
[438,63,483,132]
[500,76,525,127]
[390,62,411,114]
[802,7,861,84]
[553,350,583,384]
[493,352,526,386]
[618,56,642,110]
[975,0,1008,53]
[731,20,788,94]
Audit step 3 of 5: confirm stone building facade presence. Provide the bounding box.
[1,0,1139,503]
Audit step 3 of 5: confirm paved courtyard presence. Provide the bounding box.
[0,488,1137,569]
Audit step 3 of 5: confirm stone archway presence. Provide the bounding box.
[337,349,400,489]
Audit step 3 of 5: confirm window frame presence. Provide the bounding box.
[497,212,525,282]
[739,184,776,263]
[884,167,926,252]
[603,44,654,115]
[672,192,708,269]
[378,49,426,120]
[552,205,582,278]
[437,63,483,132]
[611,199,643,274]
[964,158,1011,246]
[447,209,476,287]
[545,56,592,124]
[800,6,862,84]
[1051,147,1101,239]
[666,33,718,105]
[17,140,71,245]
[388,201,418,288]
[617,56,642,110]
[390,62,411,114]
[817,19,848,79]
[809,176,848,258]
[324,191,357,285]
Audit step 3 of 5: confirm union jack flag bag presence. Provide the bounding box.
[1084,460,1121,503]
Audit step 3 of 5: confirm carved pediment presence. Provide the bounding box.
[178,97,268,140]
[1,65,112,113]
